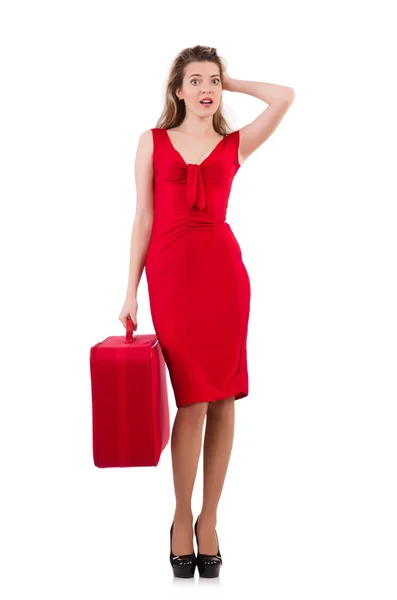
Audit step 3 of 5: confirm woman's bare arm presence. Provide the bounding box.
[223,76,295,164]
[125,129,154,300]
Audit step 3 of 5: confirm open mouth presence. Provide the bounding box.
[200,99,213,105]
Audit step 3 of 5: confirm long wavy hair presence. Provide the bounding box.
[155,45,232,136]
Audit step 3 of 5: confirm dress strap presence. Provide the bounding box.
[226,129,241,170]
[150,127,164,170]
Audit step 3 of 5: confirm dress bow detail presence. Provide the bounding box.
[164,163,208,211]
[186,164,206,211]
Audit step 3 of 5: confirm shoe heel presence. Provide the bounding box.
[194,516,222,578]
[169,522,196,578]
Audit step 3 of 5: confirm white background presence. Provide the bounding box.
[1,0,396,598]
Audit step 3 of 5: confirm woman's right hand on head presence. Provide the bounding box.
[119,296,138,331]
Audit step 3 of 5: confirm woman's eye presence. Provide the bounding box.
[191,79,220,85]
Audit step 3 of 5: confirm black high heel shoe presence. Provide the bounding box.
[169,522,196,578]
[194,516,222,578]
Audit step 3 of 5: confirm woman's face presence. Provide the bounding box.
[176,61,222,116]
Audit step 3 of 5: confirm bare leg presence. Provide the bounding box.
[197,397,235,554]
[171,401,209,555]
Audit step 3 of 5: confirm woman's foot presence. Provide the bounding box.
[171,515,194,556]
[194,514,222,578]
[195,514,219,555]
[169,521,196,578]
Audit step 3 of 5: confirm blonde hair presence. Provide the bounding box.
[155,45,232,136]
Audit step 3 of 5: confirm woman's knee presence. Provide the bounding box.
[178,401,209,422]
[207,396,235,413]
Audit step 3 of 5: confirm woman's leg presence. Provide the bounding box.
[197,396,235,554]
[171,401,209,555]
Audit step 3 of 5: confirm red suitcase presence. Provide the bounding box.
[90,316,170,468]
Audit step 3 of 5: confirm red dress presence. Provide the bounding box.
[145,127,251,408]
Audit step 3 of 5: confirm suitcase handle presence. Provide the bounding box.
[125,315,136,343]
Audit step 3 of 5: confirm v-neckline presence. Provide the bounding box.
[164,128,227,167]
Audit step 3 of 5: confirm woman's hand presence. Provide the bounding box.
[221,67,232,91]
[119,295,138,331]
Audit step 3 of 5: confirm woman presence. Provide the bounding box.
[119,45,294,578]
